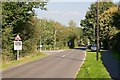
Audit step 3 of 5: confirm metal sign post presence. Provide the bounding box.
[17,50,20,61]
[14,34,22,61]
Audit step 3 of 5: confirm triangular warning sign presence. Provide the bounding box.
[15,34,21,41]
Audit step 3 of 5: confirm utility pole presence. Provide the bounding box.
[96,0,99,61]
[54,28,56,50]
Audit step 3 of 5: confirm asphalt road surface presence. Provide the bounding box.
[2,48,86,78]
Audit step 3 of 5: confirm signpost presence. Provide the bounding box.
[14,41,22,50]
[39,45,42,52]
[14,34,22,60]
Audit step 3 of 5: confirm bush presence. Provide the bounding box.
[111,32,120,52]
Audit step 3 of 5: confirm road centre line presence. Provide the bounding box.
[61,51,71,57]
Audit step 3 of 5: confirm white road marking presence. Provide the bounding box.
[61,52,71,57]
[61,55,66,57]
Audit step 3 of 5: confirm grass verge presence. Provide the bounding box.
[0,53,48,70]
[76,49,111,79]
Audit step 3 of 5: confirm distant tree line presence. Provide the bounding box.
[37,19,83,50]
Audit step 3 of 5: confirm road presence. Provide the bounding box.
[2,48,86,79]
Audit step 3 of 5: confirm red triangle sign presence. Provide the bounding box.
[15,34,21,41]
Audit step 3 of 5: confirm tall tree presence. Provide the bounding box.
[99,6,118,49]
[80,1,115,44]
[2,2,47,61]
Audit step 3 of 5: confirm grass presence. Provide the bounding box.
[76,49,111,79]
[0,53,48,70]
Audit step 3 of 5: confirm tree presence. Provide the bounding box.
[68,20,77,27]
[80,1,115,45]
[67,20,83,48]
[2,2,47,62]
[99,6,118,49]
[118,1,120,10]
[36,19,83,49]
[82,1,120,52]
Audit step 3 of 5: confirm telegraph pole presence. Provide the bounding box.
[96,0,99,61]
[54,28,56,50]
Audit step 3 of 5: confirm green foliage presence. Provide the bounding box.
[80,2,115,43]
[37,19,83,50]
[111,32,120,52]
[112,7,120,30]
[99,6,118,49]
[35,19,83,50]
[99,6,120,52]
[67,20,83,48]
[2,2,83,62]
[111,50,120,61]
[2,27,14,61]
[81,1,120,52]
[2,2,47,62]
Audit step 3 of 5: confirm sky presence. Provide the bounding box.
[35,0,119,27]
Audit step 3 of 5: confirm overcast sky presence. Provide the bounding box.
[35,0,119,27]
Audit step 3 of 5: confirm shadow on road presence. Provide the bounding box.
[57,56,84,62]
[73,47,87,51]
[101,50,120,80]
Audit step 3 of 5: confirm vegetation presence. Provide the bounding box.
[1,0,120,71]
[80,1,120,53]
[2,2,83,62]
[76,50,111,79]
[111,51,120,61]
[80,2,115,44]
[99,6,120,51]
[2,2,48,62]
[37,19,83,50]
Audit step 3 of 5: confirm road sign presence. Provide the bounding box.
[15,34,21,41]
[14,41,22,50]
